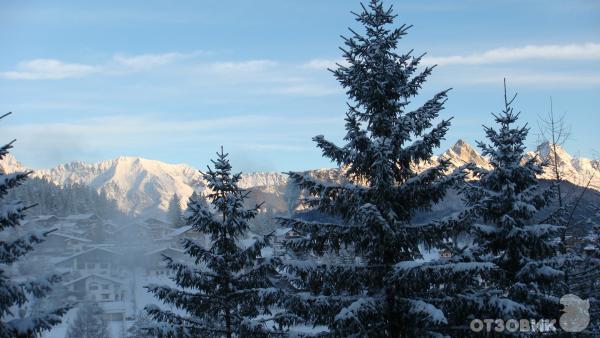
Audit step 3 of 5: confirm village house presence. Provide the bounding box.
[142,247,187,277]
[55,247,125,278]
[63,273,126,303]
[30,214,61,228]
[162,225,208,249]
[273,227,301,256]
[140,217,174,240]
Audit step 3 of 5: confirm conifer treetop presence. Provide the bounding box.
[146,147,285,337]
[279,2,467,336]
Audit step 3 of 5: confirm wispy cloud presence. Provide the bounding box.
[466,72,600,86]
[0,59,98,80]
[302,58,348,70]
[208,60,278,74]
[423,42,600,66]
[112,51,202,71]
[0,51,206,80]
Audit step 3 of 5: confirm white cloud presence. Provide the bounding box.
[208,60,278,74]
[0,51,206,80]
[302,58,348,70]
[112,51,204,70]
[0,59,98,80]
[423,42,600,66]
[466,72,600,86]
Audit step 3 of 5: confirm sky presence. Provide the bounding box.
[0,0,599,172]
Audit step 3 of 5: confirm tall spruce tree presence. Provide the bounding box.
[167,193,184,228]
[0,112,69,337]
[278,1,486,336]
[462,81,565,322]
[146,148,284,337]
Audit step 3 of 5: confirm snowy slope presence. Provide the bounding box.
[1,140,597,218]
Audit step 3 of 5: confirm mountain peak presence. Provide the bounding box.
[442,139,489,168]
[536,141,572,162]
[0,153,25,173]
[450,139,475,154]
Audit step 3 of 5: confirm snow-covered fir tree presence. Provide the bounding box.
[461,81,565,322]
[66,300,109,338]
[145,148,285,337]
[167,193,184,228]
[568,223,599,334]
[0,112,69,337]
[277,1,485,336]
[6,177,122,218]
[127,311,157,338]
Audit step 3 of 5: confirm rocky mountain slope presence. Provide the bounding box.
[1,140,597,219]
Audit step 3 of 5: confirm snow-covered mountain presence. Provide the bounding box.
[1,140,597,218]
[0,155,287,218]
[438,139,491,170]
[0,153,26,173]
[528,142,600,188]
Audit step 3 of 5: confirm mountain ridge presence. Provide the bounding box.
[1,140,597,218]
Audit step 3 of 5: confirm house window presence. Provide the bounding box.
[100,263,109,269]
[89,284,98,291]
[86,263,95,269]
[102,284,109,290]
[101,294,110,300]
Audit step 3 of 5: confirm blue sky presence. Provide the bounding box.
[0,0,599,172]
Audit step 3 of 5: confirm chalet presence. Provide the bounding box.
[140,217,173,240]
[142,247,187,277]
[55,247,124,277]
[163,225,208,248]
[63,274,126,303]
[65,213,102,227]
[273,227,301,256]
[31,215,60,228]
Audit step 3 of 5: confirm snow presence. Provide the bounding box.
[55,247,120,264]
[408,300,447,324]
[40,308,77,338]
[48,232,92,243]
[165,225,193,238]
[64,213,97,221]
[334,298,376,322]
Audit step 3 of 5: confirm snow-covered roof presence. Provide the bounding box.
[64,213,98,221]
[144,247,185,256]
[166,225,193,237]
[48,232,92,243]
[55,247,120,264]
[274,227,293,237]
[34,215,59,221]
[63,273,123,286]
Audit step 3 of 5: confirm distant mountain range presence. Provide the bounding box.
[1,140,598,219]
